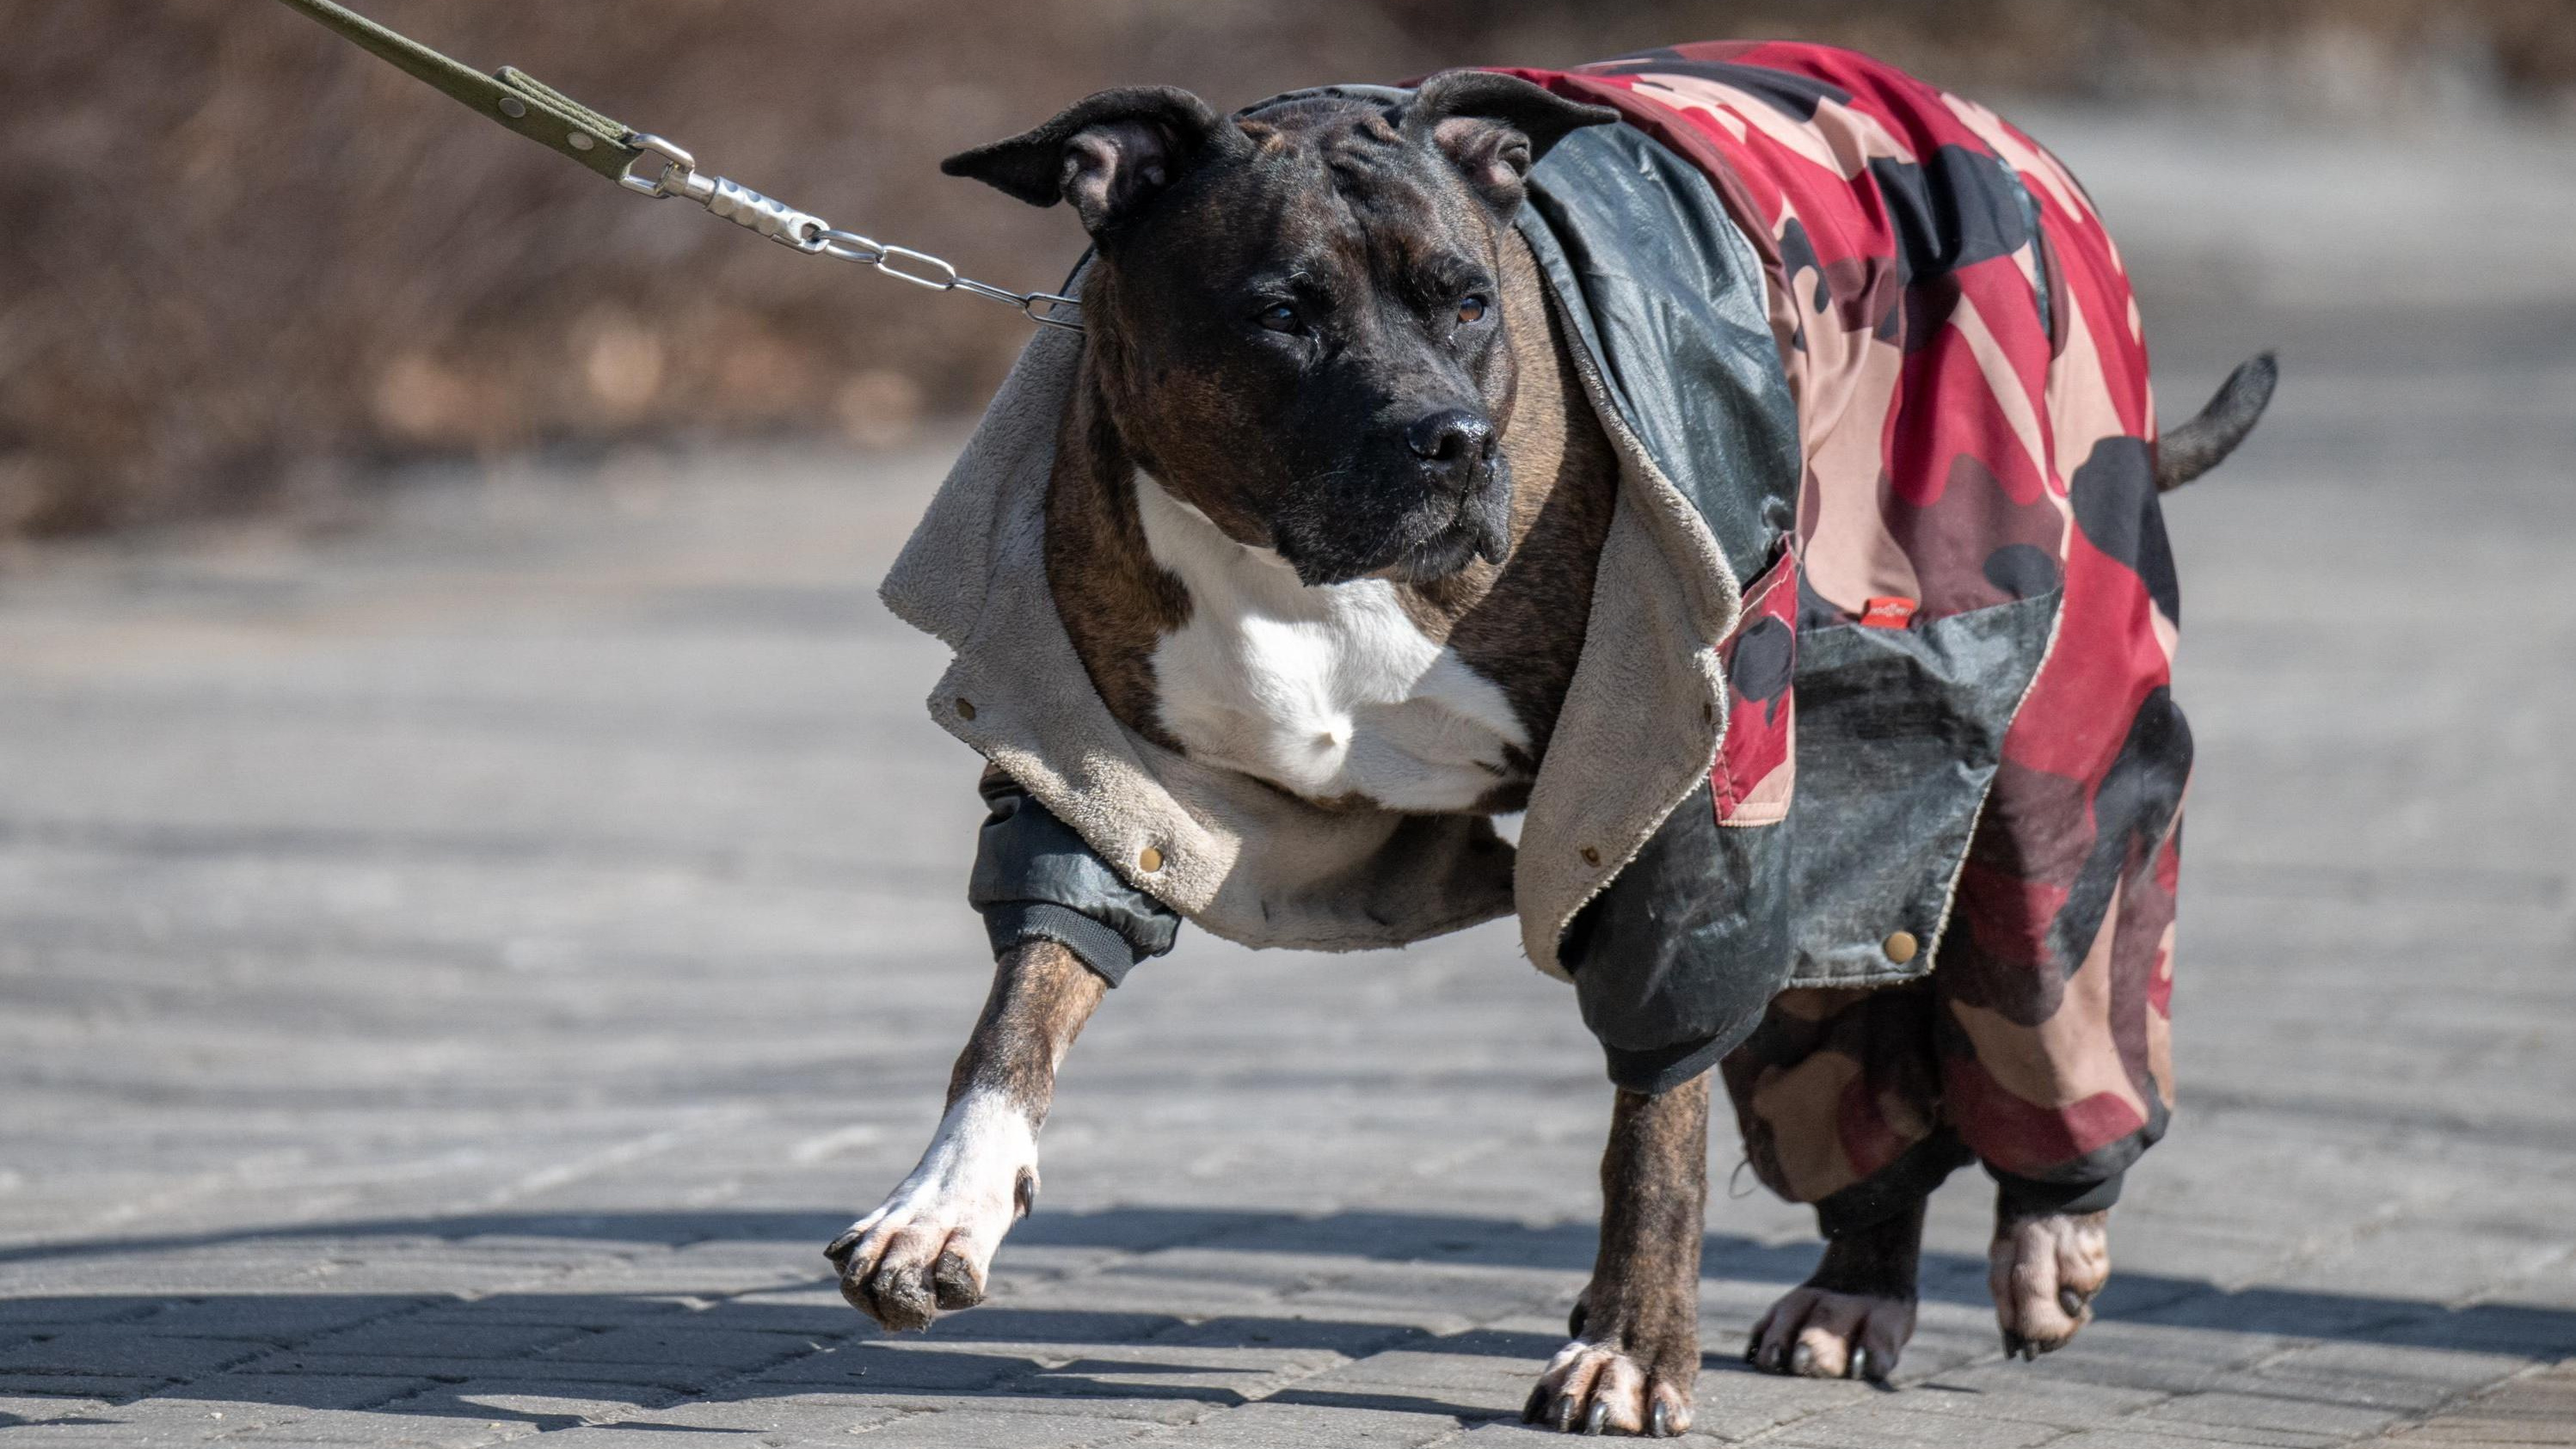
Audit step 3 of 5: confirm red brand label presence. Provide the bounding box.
[1860,597,1919,629]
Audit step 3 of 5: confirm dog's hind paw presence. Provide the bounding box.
[1747,1286,1914,1382]
[1523,1340,1693,1437]
[1989,1209,2110,1359]
[1750,1197,1923,1382]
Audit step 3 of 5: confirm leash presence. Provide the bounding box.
[267,0,1083,332]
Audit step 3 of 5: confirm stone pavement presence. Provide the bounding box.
[2,112,2573,1446]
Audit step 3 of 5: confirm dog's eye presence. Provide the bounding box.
[1257,302,1303,334]
[1456,294,1489,325]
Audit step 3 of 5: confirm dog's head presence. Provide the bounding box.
[944,73,1615,586]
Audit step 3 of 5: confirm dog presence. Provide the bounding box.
[827,43,2272,1437]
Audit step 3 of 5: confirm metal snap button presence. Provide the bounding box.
[1884,930,1920,965]
[1138,846,1164,873]
[955,697,977,721]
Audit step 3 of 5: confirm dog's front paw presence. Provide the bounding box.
[1989,1209,2109,1359]
[1747,1286,1914,1382]
[1523,1337,1694,1437]
[823,1095,1036,1331]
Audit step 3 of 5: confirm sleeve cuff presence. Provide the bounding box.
[1989,1167,2124,1219]
[982,900,1142,987]
[1601,1035,1729,1096]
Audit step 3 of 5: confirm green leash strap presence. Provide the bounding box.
[267,0,1086,329]
[270,0,642,181]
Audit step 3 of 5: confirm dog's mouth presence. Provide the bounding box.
[1278,456,1515,588]
[1381,493,1509,584]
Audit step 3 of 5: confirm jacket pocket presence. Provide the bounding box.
[1782,585,2062,985]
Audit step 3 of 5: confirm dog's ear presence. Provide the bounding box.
[942,87,1247,236]
[1404,71,1618,211]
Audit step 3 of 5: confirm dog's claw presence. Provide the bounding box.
[1649,1400,1674,1438]
[1585,1399,1610,1435]
[1848,1346,1871,1381]
[1790,1342,1815,1376]
[930,1249,984,1311]
[1552,1391,1582,1434]
[2059,1286,2087,1317]
[876,1271,937,1332]
[1522,1383,1551,1424]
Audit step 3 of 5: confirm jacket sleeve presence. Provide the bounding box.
[968,765,1180,985]
[1559,779,1796,1096]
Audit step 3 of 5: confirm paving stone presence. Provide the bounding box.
[747,1340,1036,1391]
[372,1377,689,1431]
[145,1298,438,1342]
[2366,1359,2576,1446]
[2138,1391,2407,1446]
[0,1329,268,1378]
[1908,1365,2177,1427]
[1681,1364,1882,1440]
[0,1394,119,1428]
[291,1317,592,1361]
[1763,1404,2070,1448]
[0,1300,162,1329]
[516,1397,910,1447]
[796,1385,1215,1426]
[0,1372,177,1403]
[1154,1397,1476,1445]
[839,1407,1159,1445]
[535,1323,815,1378]
[2044,1434,2323,1449]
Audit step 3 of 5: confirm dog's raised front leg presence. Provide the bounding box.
[825,941,1104,1329]
[1748,1194,1924,1382]
[1526,1076,1706,1437]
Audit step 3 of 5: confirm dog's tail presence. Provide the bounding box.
[2156,353,2278,493]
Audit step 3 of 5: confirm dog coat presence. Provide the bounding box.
[885,45,2188,1114]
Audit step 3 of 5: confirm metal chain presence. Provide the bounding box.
[619,134,1084,333]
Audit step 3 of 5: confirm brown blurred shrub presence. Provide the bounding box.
[1,0,2566,537]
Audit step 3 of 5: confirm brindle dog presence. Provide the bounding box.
[825,74,2106,1437]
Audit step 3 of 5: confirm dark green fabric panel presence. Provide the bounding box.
[271,0,638,179]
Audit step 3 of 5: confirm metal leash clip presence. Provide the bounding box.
[622,133,1083,331]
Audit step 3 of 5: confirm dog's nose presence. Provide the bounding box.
[1405,410,1491,472]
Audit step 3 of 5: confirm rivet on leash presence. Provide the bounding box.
[496,95,526,119]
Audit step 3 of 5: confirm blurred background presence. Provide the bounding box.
[4,5,2576,1444]
[3,0,2573,537]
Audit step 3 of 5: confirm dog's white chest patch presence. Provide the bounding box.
[1133,474,1528,813]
